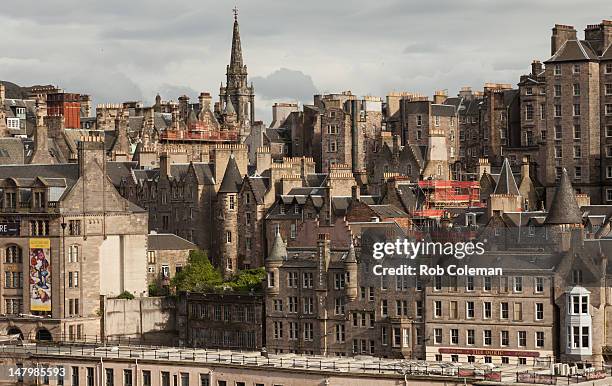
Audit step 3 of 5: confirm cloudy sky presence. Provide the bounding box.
[1,0,610,124]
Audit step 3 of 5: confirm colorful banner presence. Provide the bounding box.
[29,238,51,312]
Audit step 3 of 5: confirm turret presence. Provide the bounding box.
[344,241,358,301]
[217,154,243,276]
[265,230,286,296]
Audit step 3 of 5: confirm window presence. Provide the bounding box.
[607,166,612,179]
[434,115,440,127]
[573,83,580,96]
[434,301,442,318]
[501,331,509,346]
[467,329,475,345]
[607,125,612,137]
[416,115,423,126]
[575,166,582,179]
[335,324,345,342]
[554,84,562,96]
[606,84,612,95]
[606,63,612,74]
[536,303,544,320]
[466,301,475,318]
[267,271,275,287]
[68,245,79,262]
[466,276,474,291]
[554,64,561,76]
[484,276,492,291]
[327,140,337,153]
[536,332,545,348]
[288,296,298,313]
[68,220,81,236]
[225,231,232,243]
[525,104,533,120]
[287,272,298,288]
[273,321,283,339]
[554,104,561,117]
[72,367,80,386]
[288,322,298,340]
[381,327,388,345]
[124,370,133,386]
[573,269,583,285]
[142,371,152,386]
[535,277,544,293]
[415,300,423,318]
[434,328,442,344]
[574,145,581,159]
[334,297,345,315]
[526,87,533,95]
[501,302,509,319]
[85,368,94,386]
[484,330,492,346]
[573,104,581,116]
[518,331,527,347]
[381,299,388,317]
[541,104,546,119]
[573,125,581,139]
[303,272,313,288]
[514,277,523,292]
[334,273,345,289]
[573,64,580,74]
[484,302,492,319]
[514,302,523,321]
[450,329,459,345]
[434,276,442,291]
[161,372,170,386]
[304,322,314,341]
[606,104,612,116]
[5,245,21,263]
[449,301,458,319]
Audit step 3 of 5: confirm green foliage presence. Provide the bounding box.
[170,250,265,293]
[117,291,135,300]
[148,283,168,297]
[171,250,223,292]
[224,267,266,292]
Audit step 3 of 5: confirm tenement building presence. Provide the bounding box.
[264,169,612,365]
[0,134,148,341]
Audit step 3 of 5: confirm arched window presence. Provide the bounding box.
[5,245,22,264]
[68,245,79,263]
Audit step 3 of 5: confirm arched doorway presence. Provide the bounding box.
[35,328,52,341]
[7,327,23,339]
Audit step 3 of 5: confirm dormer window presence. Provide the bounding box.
[33,191,46,209]
[5,191,16,209]
[572,269,583,285]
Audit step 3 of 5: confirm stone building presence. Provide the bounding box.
[264,168,611,365]
[181,292,264,351]
[0,135,148,341]
[146,232,197,291]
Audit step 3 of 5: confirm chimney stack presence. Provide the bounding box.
[433,90,447,105]
[551,24,577,56]
[0,83,5,105]
[160,152,171,179]
[531,60,543,76]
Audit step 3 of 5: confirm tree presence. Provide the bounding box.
[171,250,222,292]
[225,267,266,292]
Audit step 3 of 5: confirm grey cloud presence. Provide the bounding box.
[1,0,610,126]
[251,68,318,103]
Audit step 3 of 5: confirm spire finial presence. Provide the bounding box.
[233,6,238,21]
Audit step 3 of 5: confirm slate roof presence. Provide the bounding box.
[545,168,582,225]
[192,163,215,185]
[218,155,243,193]
[148,233,197,251]
[431,104,456,117]
[246,176,268,204]
[494,158,519,195]
[546,40,599,63]
[0,138,25,165]
[369,204,408,218]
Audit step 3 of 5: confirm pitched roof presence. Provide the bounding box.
[267,231,287,262]
[545,168,582,225]
[494,158,519,195]
[148,233,197,251]
[546,40,599,63]
[218,155,243,193]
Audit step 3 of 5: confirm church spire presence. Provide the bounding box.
[229,7,243,71]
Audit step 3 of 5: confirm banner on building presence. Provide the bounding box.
[0,222,20,236]
[29,238,51,312]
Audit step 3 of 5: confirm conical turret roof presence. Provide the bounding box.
[494,158,519,195]
[544,168,582,225]
[218,154,243,193]
[267,230,287,262]
[345,241,357,263]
